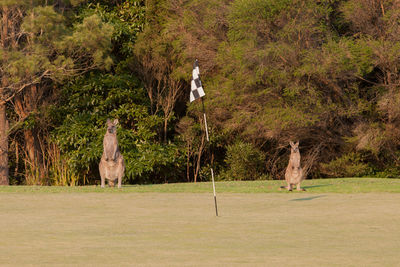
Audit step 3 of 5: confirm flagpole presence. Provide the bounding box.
[190,59,218,216]
[201,98,218,217]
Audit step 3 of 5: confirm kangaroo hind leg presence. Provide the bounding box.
[287,183,292,191]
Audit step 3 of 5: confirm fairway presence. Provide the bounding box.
[1,181,400,266]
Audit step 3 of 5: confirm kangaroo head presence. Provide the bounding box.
[106,119,118,134]
[289,141,299,153]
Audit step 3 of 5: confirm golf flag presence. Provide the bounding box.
[188,59,218,216]
[190,59,205,102]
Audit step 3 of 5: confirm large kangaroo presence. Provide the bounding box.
[283,141,305,191]
[99,119,125,188]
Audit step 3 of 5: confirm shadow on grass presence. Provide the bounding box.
[302,184,332,189]
[290,195,325,201]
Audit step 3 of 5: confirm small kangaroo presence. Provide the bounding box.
[99,119,125,188]
[282,141,305,191]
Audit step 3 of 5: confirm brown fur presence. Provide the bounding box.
[283,141,305,191]
[99,119,125,188]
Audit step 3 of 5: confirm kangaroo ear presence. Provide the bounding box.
[113,119,119,125]
[295,141,299,146]
[106,118,111,124]
[289,141,295,147]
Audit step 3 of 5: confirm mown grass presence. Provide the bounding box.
[1,191,400,266]
[1,178,400,266]
[1,178,400,193]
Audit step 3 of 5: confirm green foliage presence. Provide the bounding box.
[1,3,115,97]
[22,6,66,43]
[41,0,188,185]
[222,141,265,180]
[7,0,400,184]
[52,73,184,184]
[58,13,114,71]
[373,167,400,178]
[227,0,291,42]
[134,0,400,179]
[320,152,373,178]
[81,0,146,57]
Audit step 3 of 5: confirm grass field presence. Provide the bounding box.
[1,178,400,266]
[2,177,400,193]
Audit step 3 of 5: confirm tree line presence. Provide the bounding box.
[1,0,400,185]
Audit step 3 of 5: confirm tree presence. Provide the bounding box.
[132,0,190,143]
[340,0,400,176]
[134,0,400,178]
[48,1,185,185]
[0,0,113,184]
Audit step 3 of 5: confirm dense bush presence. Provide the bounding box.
[135,0,400,179]
[222,141,266,180]
[320,152,373,178]
[5,0,400,185]
[51,73,185,184]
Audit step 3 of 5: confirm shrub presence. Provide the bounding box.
[223,141,265,180]
[320,152,373,177]
[51,73,185,184]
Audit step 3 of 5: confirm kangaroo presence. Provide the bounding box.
[282,141,305,191]
[99,119,125,188]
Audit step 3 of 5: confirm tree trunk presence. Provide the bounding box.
[0,6,10,185]
[163,118,168,143]
[24,130,36,167]
[23,128,45,184]
[14,85,46,184]
[193,133,205,183]
[0,103,9,185]
[186,143,191,182]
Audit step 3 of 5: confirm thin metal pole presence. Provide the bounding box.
[201,99,218,216]
[203,112,209,142]
[210,167,218,216]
